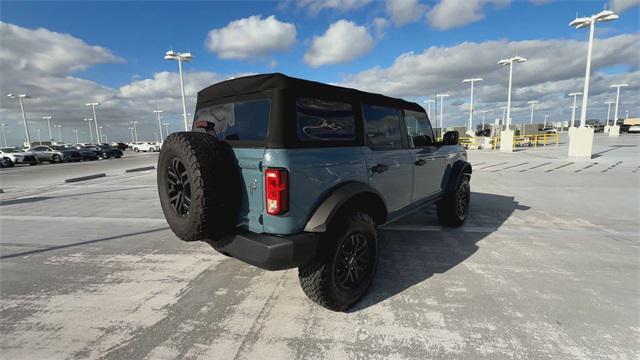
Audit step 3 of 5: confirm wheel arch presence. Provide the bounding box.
[304,182,388,233]
[442,160,472,195]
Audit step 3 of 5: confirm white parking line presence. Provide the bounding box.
[0,215,167,224]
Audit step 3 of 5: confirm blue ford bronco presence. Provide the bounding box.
[157,73,471,311]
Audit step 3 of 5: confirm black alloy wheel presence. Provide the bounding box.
[166,157,191,216]
[456,183,469,219]
[333,232,371,290]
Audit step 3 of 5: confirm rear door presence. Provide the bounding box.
[194,97,271,233]
[403,110,446,200]
[361,104,413,213]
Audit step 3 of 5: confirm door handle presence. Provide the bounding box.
[371,164,389,173]
[414,159,426,166]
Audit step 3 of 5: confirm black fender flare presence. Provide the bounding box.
[304,182,388,233]
[442,160,472,196]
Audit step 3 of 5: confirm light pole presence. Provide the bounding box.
[498,56,527,130]
[86,102,101,143]
[424,99,435,120]
[610,83,628,127]
[154,132,159,142]
[163,122,170,137]
[42,116,53,141]
[605,100,615,127]
[164,50,193,131]
[35,129,41,145]
[98,126,103,142]
[568,92,582,128]
[480,110,488,130]
[131,121,139,142]
[55,124,62,143]
[570,9,619,127]
[128,127,134,143]
[73,129,79,144]
[463,78,482,132]
[84,118,94,143]
[435,93,449,138]
[0,124,7,147]
[527,100,539,124]
[625,110,629,119]
[7,93,31,146]
[153,109,164,140]
[544,114,548,128]
[501,106,507,126]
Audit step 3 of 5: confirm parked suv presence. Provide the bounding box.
[157,74,471,311]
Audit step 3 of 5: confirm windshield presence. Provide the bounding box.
[195,98,270,142]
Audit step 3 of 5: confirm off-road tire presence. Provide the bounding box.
[298,212,378,312]
[437,176,470,228]
[157,132,241,245]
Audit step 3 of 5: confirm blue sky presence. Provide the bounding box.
[0,0,638,144]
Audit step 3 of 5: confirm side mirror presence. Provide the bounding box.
[442,131,459,146]
[412,135,433,147]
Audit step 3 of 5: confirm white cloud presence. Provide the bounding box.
[205,15,296,60]
[304,20,374,67]
[385,0,428,27]
[611,0,640,12]
[339,34,640,124]
[427,0,510,30]
[0,22,122,76]
[294,0,371,14]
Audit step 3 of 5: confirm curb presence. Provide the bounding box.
[65,173,106,183]
[125,166,156,173]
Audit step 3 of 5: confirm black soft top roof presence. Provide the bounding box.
[197,73,424,112]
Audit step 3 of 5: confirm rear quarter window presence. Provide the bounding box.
[296,98,355,142]
[195,99,270,141]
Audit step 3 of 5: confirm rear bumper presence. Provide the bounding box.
[215,231,320,271]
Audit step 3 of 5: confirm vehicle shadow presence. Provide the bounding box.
[350,192,529,311]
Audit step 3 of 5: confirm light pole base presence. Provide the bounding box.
[500,129,514,153]
[608,125,620,137]
[604,125,611,133]
[568,127,594,159]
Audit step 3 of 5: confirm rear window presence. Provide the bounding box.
[195,99,270,141]
[296,98,355,141]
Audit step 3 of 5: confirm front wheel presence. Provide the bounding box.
[437,176,470,227]
[51,154,61,163]
[298,212,378,312]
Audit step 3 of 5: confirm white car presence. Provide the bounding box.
[628,125,640,134]
[0,148,39,165]
[131,142,159,152]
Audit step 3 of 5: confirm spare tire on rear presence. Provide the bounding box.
[157,132,241,244]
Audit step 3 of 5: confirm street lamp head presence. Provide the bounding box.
[153,109,164,114]
[568,92,582,97]
[42,116,52,120]
[569,16,592,28]
[610,83,629,88]
[513,56,527,63]
[594,10,618,22]
[528,100,539,105]
[7,93,29,99]
[463,78,483,83]
[85,102,100,106]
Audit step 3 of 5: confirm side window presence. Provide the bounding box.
[404,110,434,147]
[362,104,403,149]
[296,98,355,142]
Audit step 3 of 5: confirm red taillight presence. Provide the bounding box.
[265,168,288,215]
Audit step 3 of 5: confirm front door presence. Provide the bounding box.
[403,109,447,200]
[361,104,413,212]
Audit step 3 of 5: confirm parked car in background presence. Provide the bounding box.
[70,145,99,161]
[131,142,159,152]
[29,145,81,163]
[627,125,640,134]
[112,142,128,151]
[95,144,123,158]
[0,148,39,165]
[542,128,558,134]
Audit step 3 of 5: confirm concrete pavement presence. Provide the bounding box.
[0,134,638,359]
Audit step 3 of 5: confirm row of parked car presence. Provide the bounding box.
[0,143,125,167]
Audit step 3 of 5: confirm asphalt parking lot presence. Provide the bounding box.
[1,134,639,359]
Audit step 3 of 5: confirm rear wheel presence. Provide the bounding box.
[298,212,378,311]
[157,132,241,244]
[134,148,139,152]
[51,154,61,163]
[437,176,470,227]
